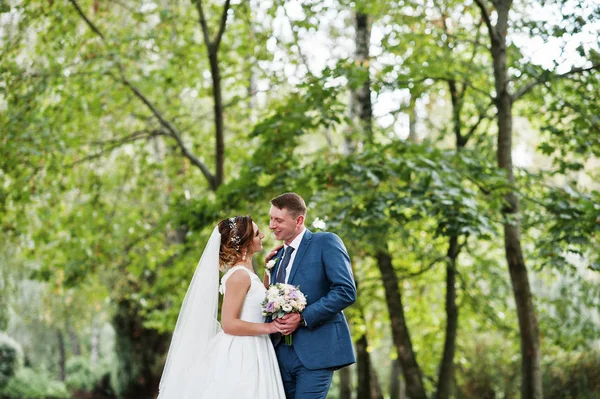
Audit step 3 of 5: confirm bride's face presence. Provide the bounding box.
[249,222,265,254]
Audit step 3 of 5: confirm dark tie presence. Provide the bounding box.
[275,246,295,284]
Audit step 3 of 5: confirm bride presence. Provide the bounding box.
[158,216,286,399]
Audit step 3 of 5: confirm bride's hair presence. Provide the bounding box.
[217,215,254,270]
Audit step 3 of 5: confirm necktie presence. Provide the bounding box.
[275,246,295,284]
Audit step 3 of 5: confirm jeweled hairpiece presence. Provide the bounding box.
[229,217,241,251]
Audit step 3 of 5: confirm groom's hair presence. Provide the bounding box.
[270,192,307,218]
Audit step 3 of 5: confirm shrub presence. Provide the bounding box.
[543,349,600,399]
[0,367,69,399]
[65,357,96,392]
[0,333,23,388]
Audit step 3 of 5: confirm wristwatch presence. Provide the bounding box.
[300,315,307,327]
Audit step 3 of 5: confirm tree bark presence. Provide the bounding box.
[67,316,81,356]
[356,334,372,399]
[353,11,373,143]
[339,366,353,399]
[389,358,406,399]
[436,235,459,399]
[195,0,231,188]
[408,90,418,143]
[90,319,100,366]
[57,329,66,381]
[208,50,225,187]
[356,333,384,399]
[375,248,427,399]
[474,0,543,397]
[369,361,384,399]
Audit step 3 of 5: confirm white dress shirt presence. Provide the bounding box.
[283,227,306,283]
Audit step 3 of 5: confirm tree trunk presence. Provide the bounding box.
[113,299,170,399]
[356,334,372,399]
[408,90,418,143]
[436,235,459,399]
[356,333,384,399]
[90,319,100,366]
[375,248,427,399]
[485,1,543,397]
[434,79,469,399]
[339,366,353,399]
[194,0,231,190]
[207,50,225,187]
[68,323,81,356]
[389,358,406,399]
[57,329,66,381]
[353,11,373,142]
[369,361,384,399]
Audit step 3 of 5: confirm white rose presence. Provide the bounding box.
[288,300,298,309]
[282,304,292,312]
[266,259,277,270]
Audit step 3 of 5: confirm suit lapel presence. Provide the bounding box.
[288,229,313,284]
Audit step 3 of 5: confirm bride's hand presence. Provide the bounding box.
[264,245,284,264]
[267,320,285,334]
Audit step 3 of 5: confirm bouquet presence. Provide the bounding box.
[261,283,307,345]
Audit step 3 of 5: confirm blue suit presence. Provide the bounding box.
[271,229,356,398]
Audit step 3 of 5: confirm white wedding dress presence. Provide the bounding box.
[179,265,286,399]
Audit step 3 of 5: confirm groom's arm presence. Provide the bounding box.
[300,233,356,329]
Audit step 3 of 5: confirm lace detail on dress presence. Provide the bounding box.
[219,265,257,295]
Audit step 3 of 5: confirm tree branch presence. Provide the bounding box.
[88,129,166,146]
[215,0,232,49]
[69,0,217,190]
[397,75,494,100]
[195,0,214,50]
[280,0,313,76]
[473,0,497,43]
[513,63,600,101]
[122,79,217,189]
[397,256,446,279]
[462,100,495,144]
[69,0,105,40]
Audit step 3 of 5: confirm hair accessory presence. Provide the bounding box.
[229,217,241,251]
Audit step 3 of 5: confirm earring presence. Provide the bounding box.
[242,251,247,261]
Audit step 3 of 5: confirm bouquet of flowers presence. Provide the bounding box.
[261,283,307,345]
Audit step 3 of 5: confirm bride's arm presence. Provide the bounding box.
[221,271,281,336]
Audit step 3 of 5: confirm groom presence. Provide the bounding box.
[267,192,356,399]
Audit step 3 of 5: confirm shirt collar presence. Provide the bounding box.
[283,227,306,251]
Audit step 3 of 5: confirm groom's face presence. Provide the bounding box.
[269,205,301,244]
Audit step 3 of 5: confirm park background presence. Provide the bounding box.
[0,0,599,398]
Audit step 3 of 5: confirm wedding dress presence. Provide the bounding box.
[158,227,285,399]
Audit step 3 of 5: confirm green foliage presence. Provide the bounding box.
[0,368,69,399]
[1,0,599,397]
[543,349,600,399]
[0,334,23,388]
[455,333,520,399]
[64,357,95,392]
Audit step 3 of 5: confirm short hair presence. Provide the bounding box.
[270,192,307,218]
[217,215,254,270]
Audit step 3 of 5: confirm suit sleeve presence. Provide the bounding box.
[301,233,356,329]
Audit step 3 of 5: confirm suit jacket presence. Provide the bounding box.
[270,229,357,370]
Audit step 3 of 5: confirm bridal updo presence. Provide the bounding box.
[217,216,255,270]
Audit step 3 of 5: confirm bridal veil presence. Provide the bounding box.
[158,226,221,398]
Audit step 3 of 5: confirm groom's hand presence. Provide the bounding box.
[278,313,301,335]
[265,245,283,264]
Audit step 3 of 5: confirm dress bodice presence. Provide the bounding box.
[220,266,266,324]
